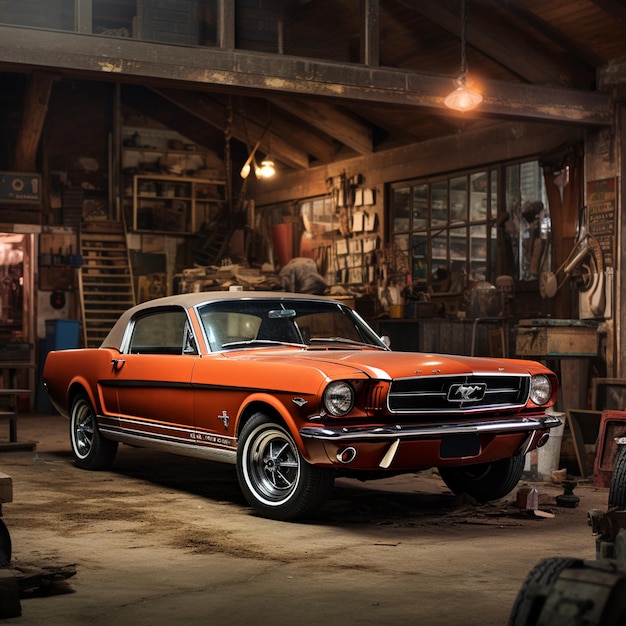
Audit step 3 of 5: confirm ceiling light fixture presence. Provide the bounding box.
[259,157,276,178]
[240,115,276,180]
[445,0,483,112]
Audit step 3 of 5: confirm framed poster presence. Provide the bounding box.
[587,177,617,267]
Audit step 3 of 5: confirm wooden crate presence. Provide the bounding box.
[516,323,598,357]
[0,472,12,503]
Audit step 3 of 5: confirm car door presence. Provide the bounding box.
[190,309,265,452]
[112,307,198,447]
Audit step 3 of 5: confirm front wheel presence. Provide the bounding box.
[236,413,335,521]
[438,455,525,502]
[70,393,118,470]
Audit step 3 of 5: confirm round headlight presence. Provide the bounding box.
[529,374,552,405]
[323,381,355,416]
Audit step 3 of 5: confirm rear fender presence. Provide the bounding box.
[45,348,121,417]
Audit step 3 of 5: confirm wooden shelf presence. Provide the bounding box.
[130,174,225,235]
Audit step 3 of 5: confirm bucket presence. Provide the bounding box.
[523,411,565,480]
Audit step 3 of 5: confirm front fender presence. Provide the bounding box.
[236,391,318,459]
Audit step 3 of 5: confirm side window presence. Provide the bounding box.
[128,309,192,355]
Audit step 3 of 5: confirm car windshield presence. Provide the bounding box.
[197,299,387,352]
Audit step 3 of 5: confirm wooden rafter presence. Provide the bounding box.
[12,71,56,172]
[270,98,373,155]
[151,88,310,171]
[408,0,596,88]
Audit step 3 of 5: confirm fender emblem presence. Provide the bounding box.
[448,383,487,402]
[218,410,229,429]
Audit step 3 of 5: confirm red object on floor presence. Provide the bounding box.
[594,410,626,487]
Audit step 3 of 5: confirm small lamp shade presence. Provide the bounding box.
[444,84,483,112]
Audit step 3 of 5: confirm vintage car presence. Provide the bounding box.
[43,291,560,521]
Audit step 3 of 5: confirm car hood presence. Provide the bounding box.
[225,348,543,380]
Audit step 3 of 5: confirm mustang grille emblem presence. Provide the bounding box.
[448,383,487,402]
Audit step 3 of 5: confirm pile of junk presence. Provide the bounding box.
[508,443,626,625]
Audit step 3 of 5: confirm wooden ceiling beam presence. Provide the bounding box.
[121,85,225,151]
[407,0,595,88]
[152,88,310,170]
[270,98,373,155]
[12,71,56,171]
[494,1,604,68]
[0,26,611,126]
[229,96,338,164]
[589,0,626,23]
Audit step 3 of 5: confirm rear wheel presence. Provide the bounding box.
[70,393,118,470]
[609,445,626,509]
[438,455,525,502]
[237,413,335,521]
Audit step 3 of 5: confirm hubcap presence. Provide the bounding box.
[247,427,300,504]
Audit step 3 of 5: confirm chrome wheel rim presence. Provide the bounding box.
[72,399,94,460]
[244,425,300,506]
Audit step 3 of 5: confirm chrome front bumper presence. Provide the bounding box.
[300,414,562,442]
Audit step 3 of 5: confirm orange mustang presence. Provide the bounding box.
[43,291,560,521]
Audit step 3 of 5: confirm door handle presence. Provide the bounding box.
[111,359,126,371]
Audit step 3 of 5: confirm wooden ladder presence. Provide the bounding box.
[78,221,136,348]
[192,210,234,266]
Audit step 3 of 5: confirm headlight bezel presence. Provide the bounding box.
[529,374,553,406]
[323,381,355,417]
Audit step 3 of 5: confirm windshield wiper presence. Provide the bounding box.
[221,339,306,349]
[308,337,384,348]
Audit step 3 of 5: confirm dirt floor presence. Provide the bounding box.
[0,413,611,625]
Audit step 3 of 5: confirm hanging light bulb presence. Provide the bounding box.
[259,157,276,178]
[445,0,483,113]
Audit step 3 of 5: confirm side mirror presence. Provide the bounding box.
[381,335,391,348]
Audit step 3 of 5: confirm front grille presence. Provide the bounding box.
[388,375,530,413]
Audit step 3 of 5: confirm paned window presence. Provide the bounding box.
[391,169,497,293]
[391,160,550,291]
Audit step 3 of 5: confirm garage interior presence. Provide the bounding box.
[2,0,626,622]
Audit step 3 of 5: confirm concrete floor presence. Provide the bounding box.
[0,413,609,625]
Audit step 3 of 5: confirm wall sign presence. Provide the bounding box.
[587,177,617,267]
[0,172,42,204]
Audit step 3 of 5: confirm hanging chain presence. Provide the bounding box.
[225,96,233,212]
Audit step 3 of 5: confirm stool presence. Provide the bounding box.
[0,389,36,451]
[471,317,506,357]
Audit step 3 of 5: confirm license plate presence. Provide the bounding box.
[440,433,480,458]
